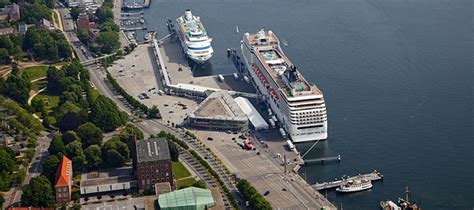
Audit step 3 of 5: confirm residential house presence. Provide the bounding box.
[0,3,20,22]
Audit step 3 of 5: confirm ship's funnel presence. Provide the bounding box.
[185,9,192,21]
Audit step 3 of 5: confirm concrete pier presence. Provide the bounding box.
[154,36,256,96]
[313,170,383,191]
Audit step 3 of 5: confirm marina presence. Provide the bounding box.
[312,170,383,191]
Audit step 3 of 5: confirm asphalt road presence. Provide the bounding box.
[4,132,52,207]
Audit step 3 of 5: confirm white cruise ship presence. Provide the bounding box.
[241,30,328,142]
[176,9,213,64]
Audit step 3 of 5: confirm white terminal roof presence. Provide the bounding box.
[234,97,268,130]
[190,91,247,121]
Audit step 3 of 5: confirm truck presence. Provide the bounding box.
[279,128,287,139]
[243,140,254,150]
[286,140,294,150]
[218,74,225,82]
[268,119,275,128]
[243,75,250,83]
[233,73,239,79]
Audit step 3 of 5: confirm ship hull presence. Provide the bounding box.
[336,183,373,193]
[241,44,327,143]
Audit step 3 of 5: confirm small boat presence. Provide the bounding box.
[336,179,372,193]
[236,25,240,33]
[380,187,421,210]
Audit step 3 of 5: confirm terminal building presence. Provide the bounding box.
[186,91,248,131]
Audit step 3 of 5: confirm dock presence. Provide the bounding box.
[312,170,383,191]
[304,155,341,165]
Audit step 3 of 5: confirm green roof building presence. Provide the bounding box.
[158,187,215,210]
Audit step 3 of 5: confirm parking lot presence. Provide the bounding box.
[108,44,198,126]
[189,129,316,209]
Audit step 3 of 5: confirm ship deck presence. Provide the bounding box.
[244,32,323,97]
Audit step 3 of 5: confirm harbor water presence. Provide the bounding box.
[143,0,473,209]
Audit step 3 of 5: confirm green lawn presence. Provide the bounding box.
[34,91,60,124]
[31,80,47,92]
[176,177,197,190]
[22,66,49,81]
[90,89,100,101]
[172,161,192,179]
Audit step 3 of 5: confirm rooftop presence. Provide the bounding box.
[190,91,247,121]
[55,156,72,187]
[135,138,171,163]
[158,187,215,209]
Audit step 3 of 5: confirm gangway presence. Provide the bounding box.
[304,155,341,165]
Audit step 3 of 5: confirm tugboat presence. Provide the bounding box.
[336,179,373,193]
[380,187,421,210]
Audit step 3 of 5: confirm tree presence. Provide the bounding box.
[48,134,65,156]
[0,48,10,65]
[101,20,119,32]
[0,148,15,174]
[56,101,81,122]
[77,29,90,45]
[101,138,129,167]
[192,180,207,189]
[21,176,55,207]
[237,179,272,210]
[46,65,64,93]
[90,96,128,132]
[21,3,52,24]
[168,140,179,161]
[23,28,70,61]
[95,6,113,24]
[70,7,81,20]
[96,31,120,54]
[44,0,56,8]
[0,0,10,7]
[84,145,102,169]
[1,75,30,104]
[65,140,86,171]
[58,111,84,131]
[119,124,143,147]
[148,105,160,119]
[41,155,59,184]
[0,36,14,54]
[31,97,45,113]
[76,122,103,148]
[62,131,80,145]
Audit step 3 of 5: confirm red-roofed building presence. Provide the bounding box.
[54,156,73,204]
